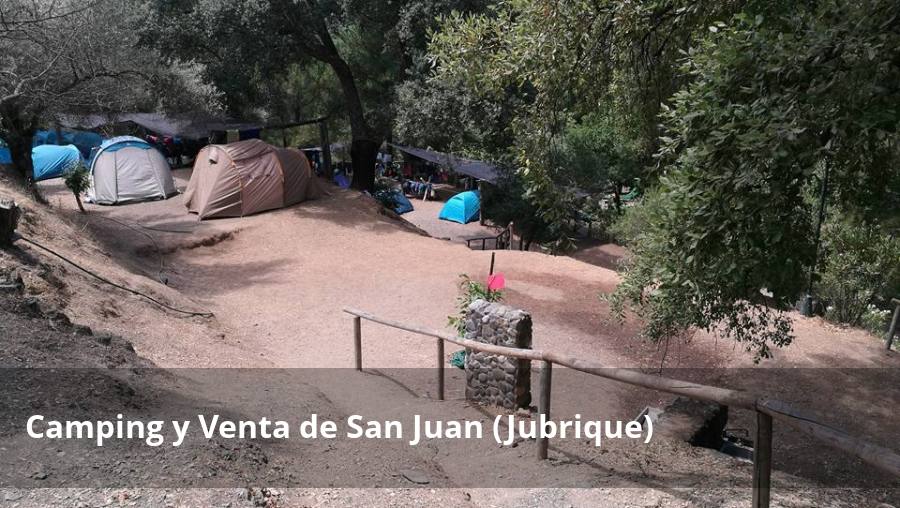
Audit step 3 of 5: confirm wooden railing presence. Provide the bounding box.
[464,223,513,251]
[343,307,900,508]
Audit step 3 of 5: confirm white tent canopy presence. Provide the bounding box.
[88,136,176,205]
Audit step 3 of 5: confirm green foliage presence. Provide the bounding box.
[819,216,900,327]
[611,0,900,361]
[448,274,503,335]
[425,1,739,249]
[63,163,90,195]
[63,162,91,213]
[559,112,645,197]
[608,192,657,247]
[860,305,892,337]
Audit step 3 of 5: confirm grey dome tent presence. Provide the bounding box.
[88,136,176,205]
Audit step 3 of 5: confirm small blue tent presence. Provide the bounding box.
[392,191,414,214]
[32,144,82,181]
[334,173,351,189]
[0,139,10,165]
[439,190,480,224]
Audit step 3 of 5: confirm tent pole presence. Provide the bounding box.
[478,181,484,225]
[319,120,332,178]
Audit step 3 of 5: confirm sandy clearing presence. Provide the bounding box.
[32,168,899,371]
[19,169,900,500]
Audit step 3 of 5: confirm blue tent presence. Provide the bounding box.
[0,139,10,165]
[32,144,82,181]
[439,190,480,224]
[334,173,351,188]
[33,129,103,159]
[392,191,414,214]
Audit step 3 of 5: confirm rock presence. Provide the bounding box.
[398,469,430,484]
[4,492,23,502]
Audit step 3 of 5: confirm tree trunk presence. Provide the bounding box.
[6,132,34,183]
[73,192,85,213]
[327,56,379,193]
[0,100,44,202]
[350,139,379,193]
[613,181,622,213]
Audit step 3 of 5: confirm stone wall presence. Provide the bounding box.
[464,299,532,409]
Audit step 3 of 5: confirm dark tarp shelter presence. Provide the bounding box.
[61,113,262,141]
[391,144,499,184]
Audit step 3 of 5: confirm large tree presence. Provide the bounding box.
[609,0,900,360]
[0,0,208,186]
[427,0,743,249]
[146,0,488,193]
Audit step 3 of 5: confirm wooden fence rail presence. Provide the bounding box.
[343,307,900,508]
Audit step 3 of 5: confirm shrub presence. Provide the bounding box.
[609,192,657,247]
[447,274,503,335]
[63,162,91,213]
[818,217,900,327]
[859,305,891,337]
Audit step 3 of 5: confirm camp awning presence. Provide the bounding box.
[61,113,262,140]
[392,144,499,184]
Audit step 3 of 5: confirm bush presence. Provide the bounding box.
[609,193,656,247]
[63,162,90,213]
[818,217,900,327]
[859,305,891,336]
[447,274,503,336]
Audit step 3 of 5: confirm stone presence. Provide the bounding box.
[398,469,430,485]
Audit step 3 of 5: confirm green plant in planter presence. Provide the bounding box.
[63,162,90,213]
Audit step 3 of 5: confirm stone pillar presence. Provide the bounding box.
[464,299,532,409]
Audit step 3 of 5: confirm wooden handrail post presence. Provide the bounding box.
[353,316,362,371]
[885,298,900,351]
[752,411,773,508]
[537,360,553,459]
[437,338,445,400]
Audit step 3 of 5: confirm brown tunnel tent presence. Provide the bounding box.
[184,139,323,219]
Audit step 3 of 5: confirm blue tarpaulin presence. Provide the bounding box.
[32,145,83,181]
[393,191,414,214]
[439,190,480,224]
[0,140,10,164]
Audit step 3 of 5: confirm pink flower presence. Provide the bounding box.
[487,273,505,291]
